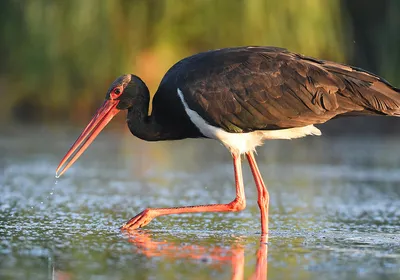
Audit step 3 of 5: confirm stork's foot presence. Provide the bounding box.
[121,209,156,230]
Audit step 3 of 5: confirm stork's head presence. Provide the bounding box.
[55,74,145,178]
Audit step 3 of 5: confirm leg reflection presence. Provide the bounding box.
[250,235,268,280]
[126,231,268,280]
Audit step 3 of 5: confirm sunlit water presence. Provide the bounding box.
[1,124,400,279]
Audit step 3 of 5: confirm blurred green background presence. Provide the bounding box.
[1,0,399,128]
[1,2,400,279]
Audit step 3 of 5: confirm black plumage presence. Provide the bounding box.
[150,46,400,136]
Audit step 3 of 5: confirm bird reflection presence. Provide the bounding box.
[126,231,268,280]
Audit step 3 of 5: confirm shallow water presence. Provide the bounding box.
[1,124,400,279]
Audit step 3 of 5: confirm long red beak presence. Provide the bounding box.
[56,99,120,178]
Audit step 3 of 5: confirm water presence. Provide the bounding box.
[1,124,400,279]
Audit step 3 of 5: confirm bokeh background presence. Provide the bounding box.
[1,0,399,132]
[2,2,400,279]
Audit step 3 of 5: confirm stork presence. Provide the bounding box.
[56,47,400,234]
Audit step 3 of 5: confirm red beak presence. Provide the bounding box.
[56,99,120,178]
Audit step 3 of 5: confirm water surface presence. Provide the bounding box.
[1,124,400,279]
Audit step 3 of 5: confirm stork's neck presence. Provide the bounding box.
[126,88,167,141]
[126,77,203,141]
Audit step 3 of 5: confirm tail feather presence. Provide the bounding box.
[356,81,400,115]
[326,64,400,117]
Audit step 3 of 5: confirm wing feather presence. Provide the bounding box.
[166,47,400,132]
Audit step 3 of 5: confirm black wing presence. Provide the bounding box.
[166,46,400,133]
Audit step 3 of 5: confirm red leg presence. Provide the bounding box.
[121,152,246,230]
[246,151,269,235]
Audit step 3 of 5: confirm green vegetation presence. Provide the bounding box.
[0,0,399,123]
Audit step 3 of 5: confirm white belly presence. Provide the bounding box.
[177,89,321,154]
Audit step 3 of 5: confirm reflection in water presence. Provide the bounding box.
[251,235,268,280]
[126,231,268,280]
[53,271,72,280]
[2,127,400,279]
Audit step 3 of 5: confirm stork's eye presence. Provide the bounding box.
[110,87,122,99]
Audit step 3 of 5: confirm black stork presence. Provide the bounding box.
[56,46,400,235]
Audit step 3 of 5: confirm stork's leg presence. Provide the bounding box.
[121,152,246,230]
[245,151,269,235]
